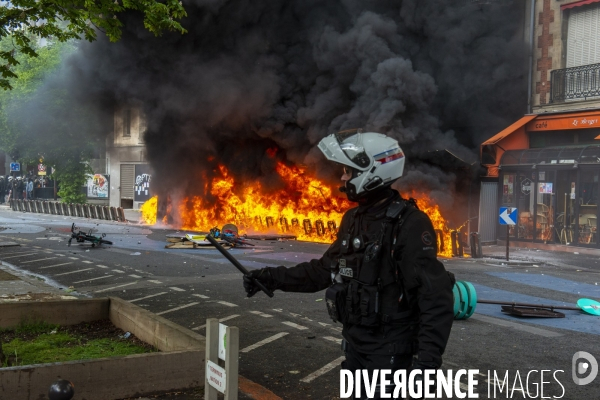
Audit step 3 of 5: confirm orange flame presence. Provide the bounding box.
[140,162,456,256]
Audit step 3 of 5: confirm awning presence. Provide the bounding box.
[526,110,600,131]
[561,0,600,11]
[481,115,537,146]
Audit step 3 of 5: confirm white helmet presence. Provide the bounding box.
[318,130,405,201]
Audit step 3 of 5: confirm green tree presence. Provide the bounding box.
[0,35,103,203]
[0,0,187,90]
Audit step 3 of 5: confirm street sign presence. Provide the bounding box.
[499,207,518,225]
[218,323,227,361]
[9,162,20,172]
[206,360,226,393]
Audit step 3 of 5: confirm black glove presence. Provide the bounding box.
[243,268,274,298]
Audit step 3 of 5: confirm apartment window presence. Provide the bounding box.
[122,108,131,137]
[567,4,600,68]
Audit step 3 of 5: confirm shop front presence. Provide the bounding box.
[498,146,600,247]
[480,110,600,248]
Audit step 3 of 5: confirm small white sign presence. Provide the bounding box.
[206,360,226,393]
[219,323,227,361]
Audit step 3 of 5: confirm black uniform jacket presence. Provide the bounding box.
[268,189,454,367]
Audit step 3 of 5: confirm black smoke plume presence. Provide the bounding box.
[61,0,527,222]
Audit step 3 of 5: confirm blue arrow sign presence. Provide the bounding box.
[499,207,518,225]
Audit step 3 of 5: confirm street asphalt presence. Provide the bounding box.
[1,205,600,399]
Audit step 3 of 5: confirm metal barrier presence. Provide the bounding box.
[117,207,126,222]
[110,206,118,221]
[469,232,483,258]
[61,203,68,216]
[102,206,110,220]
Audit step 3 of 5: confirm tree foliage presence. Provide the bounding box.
[0,0,187,90]
[53,159,91,203]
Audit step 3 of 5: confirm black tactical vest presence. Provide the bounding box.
[325,198,419,328]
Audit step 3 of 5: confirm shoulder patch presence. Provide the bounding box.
[421,231,434,246]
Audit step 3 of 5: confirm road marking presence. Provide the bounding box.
[249,311,273,318]
[156,302,199,316]
[318,322,330,327]
[130,292,168,302]
[112,269,125,274]
[241,332,288,353]
[192,294,210,299]
[54,268,93,276]
[290,312,301,317]
[0,250,37,256]
[19,257,57,264]
[217,301,238,307]
[148,280,162,284]
[35,238,48,240]
[129,274,142,278]
[33,246,41,248]
[330,327,343,332]
[96,265,109,269]
[300,356,345,383]
[470,314,563,338]
[273,309,282,312]
[73,275,114,284]
[323,336,342,344]
[1,253,38,259]
[192,314,240,330]
[95,282,137,293]
[282,321,308,330]
[56,254,65,257]
[82,260,93,264]
[39,262,74,269]
[68,257,79,260]
[170,287,186,292]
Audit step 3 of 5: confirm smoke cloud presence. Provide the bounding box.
[56,0,528,219]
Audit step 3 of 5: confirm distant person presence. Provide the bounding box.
[26,178,33,200]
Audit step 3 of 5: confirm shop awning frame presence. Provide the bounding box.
[561,0,600,11]
[500,144,600,166]
[481,115,537,146]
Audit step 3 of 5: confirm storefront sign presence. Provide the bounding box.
[527,112,600,131]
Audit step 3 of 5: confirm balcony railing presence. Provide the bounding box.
[550,63,600,103]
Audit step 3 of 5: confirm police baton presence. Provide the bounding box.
[205,233,274,298]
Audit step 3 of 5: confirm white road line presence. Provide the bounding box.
[241,332,288,353]
[95,282,137,293]
[470,314,563,338]
[330,327,343,332]
[273,309,283,312]
[54,268,93,276]
[33,246,42,248]
[35,238,48,240]
[1,253,38,259]
[73,275,114,284]
[130,292,168,302]
[156,302,199,316]
[82,260,93,264]
[39,262,73,269]
[129,274,142,278]
[282,321,308,330]
[68,257,79,260]
[192,294,210,299]
[96,265,109,268]
[249,311,273,318]
[300,356,345,383]
[170,287,186,292]
[56,254,65,256]
[112,270,125,274]
[323,336,342,344]
[148,280,162,284]
[217,301,238,307]
[0,250,37,256]
[19,257,57,264]
[318,322,330,327]
[192,314,240,330]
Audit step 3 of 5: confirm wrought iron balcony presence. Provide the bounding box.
[550,63,600,103]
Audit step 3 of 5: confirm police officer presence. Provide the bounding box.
[243,131,454,399]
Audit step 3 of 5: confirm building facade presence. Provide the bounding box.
[480,0,600,248]
[106,103,152,210]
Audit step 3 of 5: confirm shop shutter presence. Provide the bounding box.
[120,164,135,199]
[567,5,600,68]
[478,181,498,243]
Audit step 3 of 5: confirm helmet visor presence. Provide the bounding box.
[335,132,370,168]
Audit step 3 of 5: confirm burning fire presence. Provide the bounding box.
[140,162,455,257]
